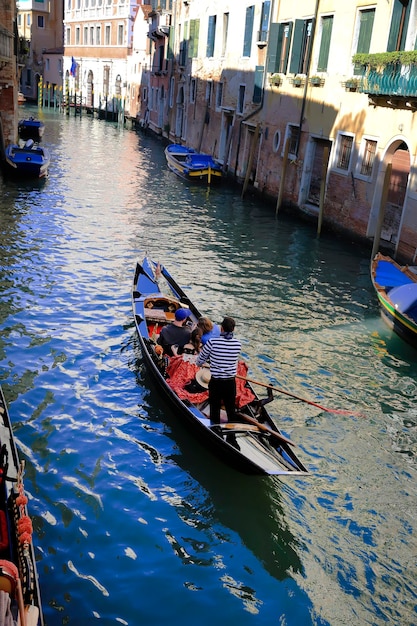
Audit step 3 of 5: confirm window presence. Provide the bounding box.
[206,15,216,57]
[359,139,377,177]
[353,9,375,74]
[289,19,313,75]
[253,66,264,104]
[90,26,94,45]
[317,15,333,72]
[283,124,300,157]
[243,6,254,57]
[222,13,229,56]
[238,84,245,114]
[205,81,212,105]
[83,26,88,44]
[216,81,223,108]
[105,25,111,45]
[118,24,124,45]
[188,19,200,58]
[190,77,196,103]
[96,26,101,45]
[258,1,270,42]
[387,0,411,51]
[336,133,354,171]
[27,14,31,26]
[179,22,188,65]
[75,27,80,44]
[37,15,44,28]
[169,78,174,107]
[45,58,50,71]
[267,22,293,74]
[66,27,71,44]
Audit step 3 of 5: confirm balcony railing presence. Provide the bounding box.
[360,62,417,97]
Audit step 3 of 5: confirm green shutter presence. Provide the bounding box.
[387,0,410,51]
[267,23,279,72]
[189,19,200,58]
[356,9,375,54]
[243,6,254,57]
[317,15,333,72]
[253,65,264,103]
[354,9,375,74]
[167,26,174,59]
[289,19,303,74]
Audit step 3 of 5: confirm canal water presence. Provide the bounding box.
[0,107,416,626]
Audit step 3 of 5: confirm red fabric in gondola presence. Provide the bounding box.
[166,359,255,407]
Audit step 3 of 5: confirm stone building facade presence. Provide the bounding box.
[0,0,18,147]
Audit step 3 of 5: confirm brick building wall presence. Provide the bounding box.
[0,0,18,150]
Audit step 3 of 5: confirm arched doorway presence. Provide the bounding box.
[369,139,411,252]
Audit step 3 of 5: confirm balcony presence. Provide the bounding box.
[353,51,417,108]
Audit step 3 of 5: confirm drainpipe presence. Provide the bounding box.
[233,0,278,177]
[295,0,320,157]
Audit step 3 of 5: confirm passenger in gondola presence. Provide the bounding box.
[172,327,202,360]
[157,308,192,356]
[197,316,221,345]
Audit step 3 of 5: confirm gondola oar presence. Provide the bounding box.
[235,412,296,446]
[236,375,365,417]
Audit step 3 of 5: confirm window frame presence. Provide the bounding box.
[333,131,355,175]
[356,136,378,180]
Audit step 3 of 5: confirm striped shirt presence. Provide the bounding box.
[196,334,241,378]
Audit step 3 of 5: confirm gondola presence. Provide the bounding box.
[132,257,309,476]
[371,252,417,348]
[0,386,44,625]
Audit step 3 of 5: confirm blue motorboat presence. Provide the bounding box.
[165,143,223,184]
[18,117,45,142]
[4,140,50,180]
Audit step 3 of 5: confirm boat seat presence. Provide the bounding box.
[144,308,175,323]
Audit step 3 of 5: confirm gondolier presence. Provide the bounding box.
[196,317,241,424]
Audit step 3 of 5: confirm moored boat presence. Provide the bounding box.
[132,257,309,476]
[371,252,417,348]
[0,386,44,625]
[164,143,223,184]
[3,140,50,180]
[18,118,45,143]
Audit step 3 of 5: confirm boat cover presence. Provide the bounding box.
[388,283,417,321]
[374,260,414,290]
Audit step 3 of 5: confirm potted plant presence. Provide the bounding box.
[292,75,304,87]
[269,74,282,87]
[310,75,324,87]
[345,78,359,91]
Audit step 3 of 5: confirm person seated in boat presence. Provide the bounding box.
[157,307,192,356]
[172,328,202,360]
[197,316,221,345]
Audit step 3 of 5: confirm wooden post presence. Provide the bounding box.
[276,137,290,215]
[371,163,392,260]
[317,146,330,236]
[241,124,260,199]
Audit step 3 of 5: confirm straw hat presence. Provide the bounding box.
[195,368,211,389]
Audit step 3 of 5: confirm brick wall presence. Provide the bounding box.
[0,0,19,150]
